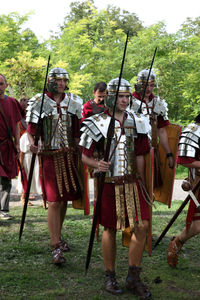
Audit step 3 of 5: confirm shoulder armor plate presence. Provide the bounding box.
[152,96,169,120]
[178,123,200,157]
[80,112,111,148]
[26,93,83,124]
[130,96,168,120]
[67,92,83,119]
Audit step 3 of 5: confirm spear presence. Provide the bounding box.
[153,177,200,249]
[138,47,157,114]
[85,32,129,274]
[19,55,51,241]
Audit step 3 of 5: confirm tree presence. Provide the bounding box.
[51,2,143,100]
[0,12,51,99]
[64,1,143,36]
[126,21,200,124]
[179,17,200,38]
[0,13,43,62]
[1,51,48,98]
[173,19,200,123]
[106,5,143,37]
[64,0,96,24]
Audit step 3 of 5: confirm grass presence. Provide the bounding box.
[0,200,200,300]
[175,165,188,180]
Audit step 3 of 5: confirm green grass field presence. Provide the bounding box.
[0,200,200,300]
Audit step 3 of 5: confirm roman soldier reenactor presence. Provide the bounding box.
[129,69,181,207]
[26,67,87,264]
[80,78,152,299]
[167,114,200,267]
[82,81,107,121]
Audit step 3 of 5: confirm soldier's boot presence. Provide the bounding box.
[167,236,184,268]
[126,265,151,299]
[105,270,123,295]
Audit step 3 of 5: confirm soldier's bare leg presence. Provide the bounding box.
[102,228,116,271]
[59,201,70,252]
[179,220,200,242]
[128,220,149,266]
[60,201,67,231]
[48,201,61,246]
[168,220,200,268]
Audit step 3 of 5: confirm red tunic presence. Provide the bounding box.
[82,99,105,121]
[132,91,170,128]
[27,92,81,202]
[82,114,151,229]
[39,154,81,202]
[0,96,22,179]
[178,156,200,224]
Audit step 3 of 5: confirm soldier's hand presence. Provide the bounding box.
[30,144,38,154]
[168,156,174,169]
[97,159,111,172]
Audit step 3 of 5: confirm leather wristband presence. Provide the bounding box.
[166,152,173,158]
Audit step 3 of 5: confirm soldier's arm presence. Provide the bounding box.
[82,153,111,172]
[27,132,38,154]
[158,127,174,168]
[136,155,145,185]
[180,161,200,169]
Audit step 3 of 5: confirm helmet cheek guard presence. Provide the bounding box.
[105,92,116,109]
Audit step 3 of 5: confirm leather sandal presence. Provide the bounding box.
[52,246,66,264]
[59,239,70,252]
[167,236,183,268]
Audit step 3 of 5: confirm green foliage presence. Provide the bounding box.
[0,12,49,98]
[0,13,27,62]
[65,1,143,36]
[179,17,200,37]
[2,52,48,98]
[51,0,144,100]
[64,0,96,23]
[0,13,42,62]
[52,13,130,99]
[105,4,144,37]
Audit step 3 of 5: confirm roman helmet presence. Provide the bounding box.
[106,78,132,109]
[47,67,69,93]
[135,69,157,94]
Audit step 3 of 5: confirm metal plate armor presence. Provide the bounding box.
[178,123,200,158]
[80,111,150,178]
[130,95,169,121]
[26,92,82,150]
